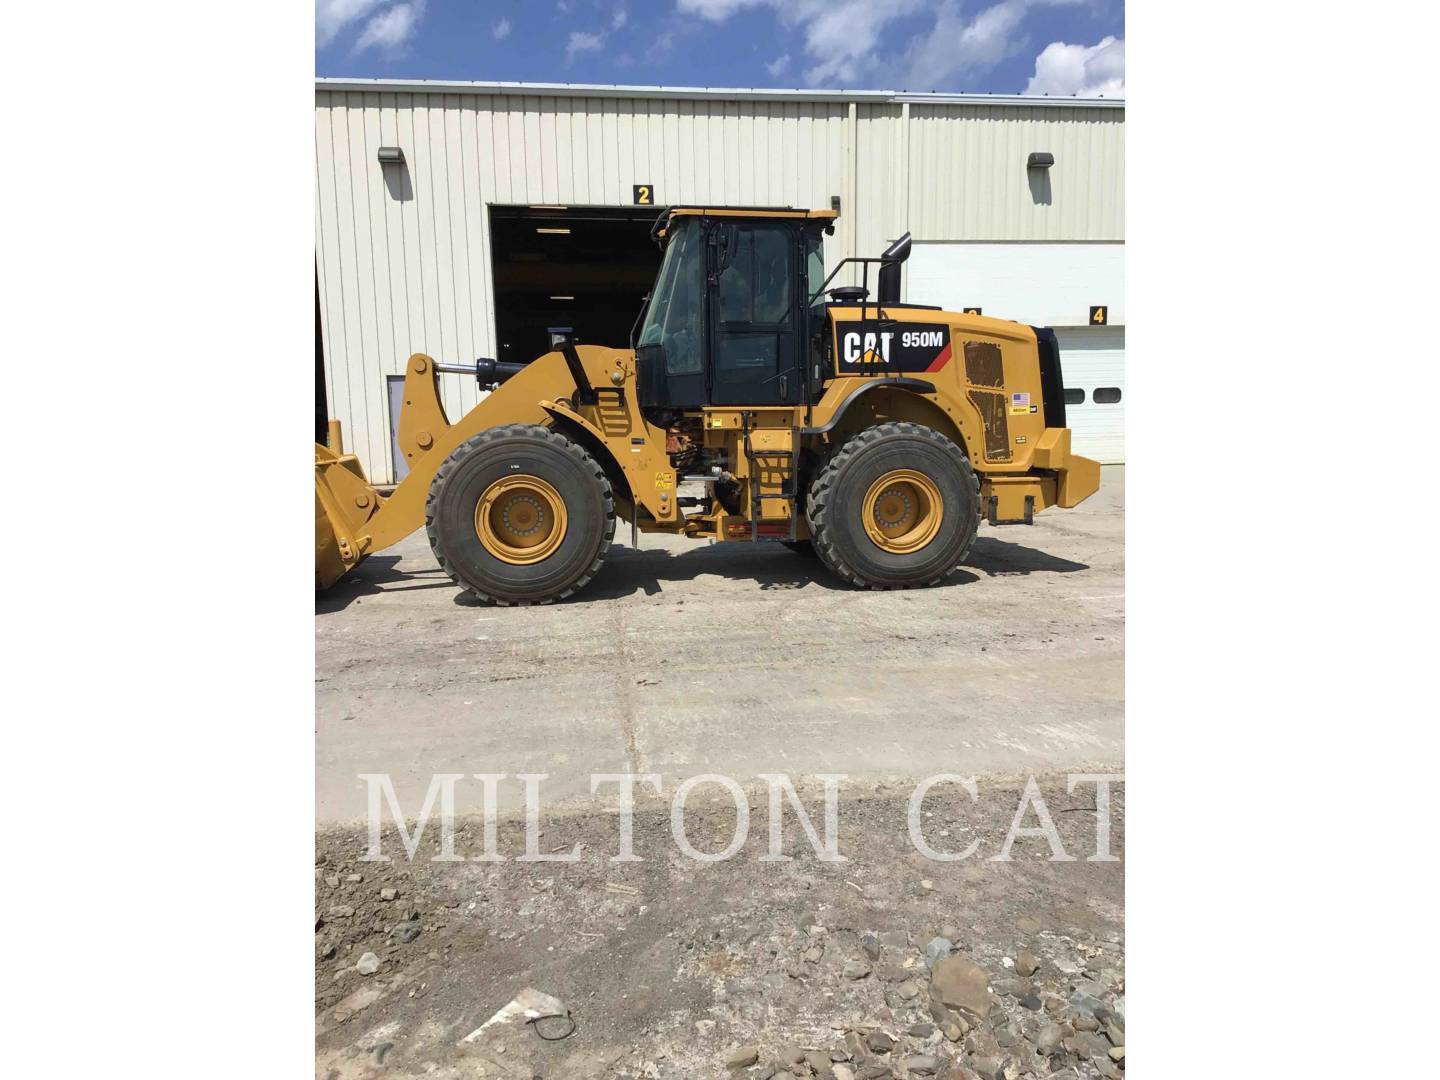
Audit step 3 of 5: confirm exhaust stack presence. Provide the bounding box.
[877,231,912,305]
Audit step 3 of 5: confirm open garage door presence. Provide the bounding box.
[1056,326,1125,464]
[490,205,662,367]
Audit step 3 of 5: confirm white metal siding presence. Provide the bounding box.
[316,87,1124,482]
[905,105,1124,241]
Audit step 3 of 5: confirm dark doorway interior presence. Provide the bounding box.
[489,205,662,366]
[316,272,329,445]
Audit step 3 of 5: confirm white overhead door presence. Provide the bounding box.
[1055,327,1125,464]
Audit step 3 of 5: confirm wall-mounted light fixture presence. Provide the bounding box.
[830,195,842,214]
[536,227,571,236]
[377,146,405,165]
[1027,152,1055,169]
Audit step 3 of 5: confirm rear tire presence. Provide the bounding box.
[425,424,615,605]
[807,422,980,590]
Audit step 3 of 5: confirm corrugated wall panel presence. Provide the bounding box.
[905,104,1124,241]
[316,90,1122,481]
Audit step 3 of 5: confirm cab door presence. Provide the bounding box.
[707,222,803,407]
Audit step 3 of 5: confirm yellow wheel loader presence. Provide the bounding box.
[316,206,1100,604]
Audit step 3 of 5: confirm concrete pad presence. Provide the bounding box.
[316,466,1124,822]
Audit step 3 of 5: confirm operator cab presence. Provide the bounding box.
[635,207,836,414]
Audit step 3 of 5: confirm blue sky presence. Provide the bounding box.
[316,1,1125,97]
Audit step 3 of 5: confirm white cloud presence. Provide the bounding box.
[566,30,605,62]
[899,0,1037,91]
[613,4,628,30]
[316,0,386,47]
[492,17,512,41]
[765,53,790,77]
[676,0,758,17]
[1024,35,1124,97]
[678,0,927,86]
[677,0,1088,90]
[355,1,426,52]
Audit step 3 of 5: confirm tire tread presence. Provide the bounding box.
[424,423,615,606]
[806,421,980,590]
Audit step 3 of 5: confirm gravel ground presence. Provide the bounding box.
[315,777,1123,1080]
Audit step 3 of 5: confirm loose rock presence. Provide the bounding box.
[865,1031,894,1054]
[1014,949,1040,977]
[843,958,873,980]
[391,919,422,944]
[924,937,953,967]
[805,1050,835,1077]
[379,887,398,901]
[355,952,381,975]
[904,1054,941,1075]
[876,962,911,984]
[724,1046,759,1070]
[331,987,381,1023]
[1036,1024,1065,1054]
[929,954,995,1019]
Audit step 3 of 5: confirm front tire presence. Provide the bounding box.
[807,422,980,590]
[425,424,615,605]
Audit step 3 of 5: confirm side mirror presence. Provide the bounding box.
[713,223,737,274]
[877,231,911,305]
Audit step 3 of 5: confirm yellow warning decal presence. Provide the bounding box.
[654,472,674,490]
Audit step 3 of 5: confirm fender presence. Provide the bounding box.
[539,399,677,525]
[800,377,937,436]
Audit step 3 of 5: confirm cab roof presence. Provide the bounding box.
[652,205,837,240]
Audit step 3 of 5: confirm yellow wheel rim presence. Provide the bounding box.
[862,469,944,555]
[475,475,568,565]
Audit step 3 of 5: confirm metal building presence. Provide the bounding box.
[315,79,1124,482]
